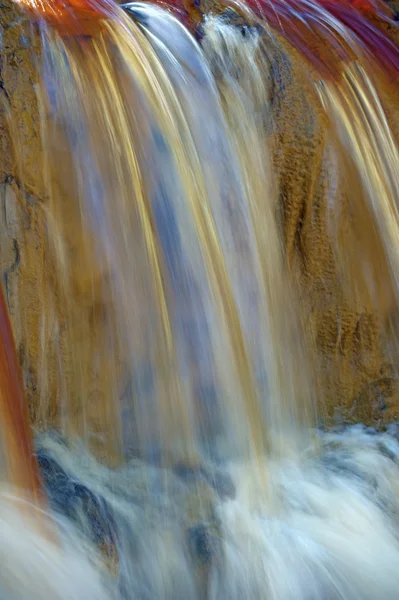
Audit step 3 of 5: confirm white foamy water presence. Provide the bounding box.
[0,490,110,599]
[0,427,392,599]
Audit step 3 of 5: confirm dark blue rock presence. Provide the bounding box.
[37,450,116,546]
[188,522,220,564]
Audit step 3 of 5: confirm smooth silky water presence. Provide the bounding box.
[2,0,399,597]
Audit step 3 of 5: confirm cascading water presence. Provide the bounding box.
[1,0,399,597]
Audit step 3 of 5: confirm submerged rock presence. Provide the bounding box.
[188,521,220,564]
[173,463,235,500]
[37,449,116,547]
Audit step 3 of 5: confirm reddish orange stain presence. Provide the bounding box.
[240,0,399,82]
[0,285,43,502]
[14,0,116,36]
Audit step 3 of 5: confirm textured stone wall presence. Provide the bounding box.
[270,44,399,426]
[0,2,48,419]
[0,1,124,464]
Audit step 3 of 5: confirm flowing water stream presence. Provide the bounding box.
[1,0,399,597]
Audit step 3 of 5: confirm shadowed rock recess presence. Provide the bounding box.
[1,0,399,462]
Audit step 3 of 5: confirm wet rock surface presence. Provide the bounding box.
[1,0,399,459]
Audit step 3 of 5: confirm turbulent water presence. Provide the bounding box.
[2,0,399,597]
[5,425,399,598]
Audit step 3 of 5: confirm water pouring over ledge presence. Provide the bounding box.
[1,0,399,597]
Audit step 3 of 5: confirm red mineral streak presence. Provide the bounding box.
[240,0,399,81]
[0,285,43,504]
[13,0,117,36]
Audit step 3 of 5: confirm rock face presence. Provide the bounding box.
[1,0,399,462]
[271,48,399,426]
[0,3,48,418]
[0,1,123,464]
